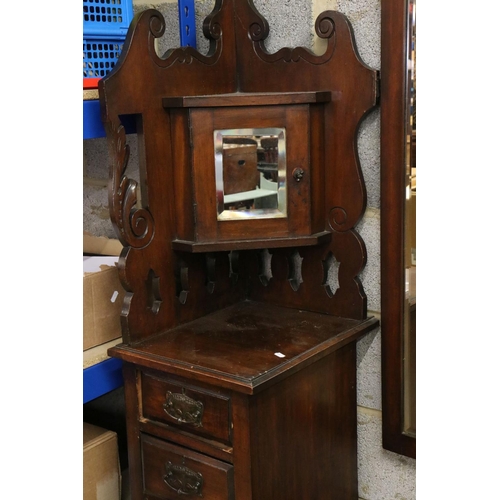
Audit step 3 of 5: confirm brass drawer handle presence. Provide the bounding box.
[163,389,204,427]
[164,461,204,496]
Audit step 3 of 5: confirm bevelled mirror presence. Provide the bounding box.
[381,0,416,458]
[214,128,287,220]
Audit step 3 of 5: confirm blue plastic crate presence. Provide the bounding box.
[83,0,134,38]
[83,37,125,81]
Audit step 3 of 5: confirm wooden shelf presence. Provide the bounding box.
[163,91,331,109]
[172,231,332,253]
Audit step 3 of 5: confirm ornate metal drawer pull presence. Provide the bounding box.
[163,389,204,427]
[164,461,203,496]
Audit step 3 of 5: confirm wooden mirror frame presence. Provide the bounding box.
[380,0,416,458]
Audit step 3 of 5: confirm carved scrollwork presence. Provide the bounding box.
[143,8,222,68]
[148,10,165,39]
[202,0,223,41]
[249,21,268,42]
[315,11,336,39]
[328,207,348,231]
[249,8,336,65]
[106,117,155,249]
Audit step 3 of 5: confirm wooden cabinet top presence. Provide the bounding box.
[110,300,378,393]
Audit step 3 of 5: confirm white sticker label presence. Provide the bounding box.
[110,291,119,303]
[274,352,285,358]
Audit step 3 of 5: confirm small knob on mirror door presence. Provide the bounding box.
[293,168,305,182]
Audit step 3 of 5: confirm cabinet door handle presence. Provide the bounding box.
[164,461,204,496]
[163,390,204,427]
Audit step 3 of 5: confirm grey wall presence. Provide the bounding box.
[83,1,416,498]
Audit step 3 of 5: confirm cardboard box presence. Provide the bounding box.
[83,232,123,256]
[83,423,121,500]
[83,256,124,351]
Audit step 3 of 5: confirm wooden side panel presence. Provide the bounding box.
[170,109,195,243]
[244,229,368,320]
[231,392,253,500]
[121,363,143,500]
[99,5,242,343]
[248,344,358,499]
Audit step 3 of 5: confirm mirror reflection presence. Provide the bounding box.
[214,128,287,220]
[403,0,416,438]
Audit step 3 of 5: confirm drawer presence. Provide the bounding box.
[142,434,234,499]
[141,371,232,444]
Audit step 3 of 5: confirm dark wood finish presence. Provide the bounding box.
[99,0,378,341]
[110,301,378,394]
[171,231,332,252]
[100,1,381,497]
[138,416,234,465]
[380,0,416,458]
[243,231,370,319]
[121,363,144,500]
[141,434,234,499]
[189,104,314,242]
[141,371,232,444]
[222,144,259,196]
[230,392,253,499]
[113,303,378,500]
[249,345,358,499]
[162,91,331,108]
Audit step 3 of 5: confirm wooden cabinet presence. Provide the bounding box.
[110,302,378,499]
[99,1,380,497]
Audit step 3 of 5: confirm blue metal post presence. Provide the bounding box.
[178,0,197,48]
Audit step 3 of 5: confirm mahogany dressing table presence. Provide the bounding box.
[99,1,379,498]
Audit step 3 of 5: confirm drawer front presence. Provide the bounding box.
[141,371,232,444]
[142,434,234,500]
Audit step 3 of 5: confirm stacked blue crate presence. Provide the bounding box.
[83,1,197,140]
[83,0,133,139]
[83,0,133,89]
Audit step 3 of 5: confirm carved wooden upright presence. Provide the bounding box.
[100,1,379,498]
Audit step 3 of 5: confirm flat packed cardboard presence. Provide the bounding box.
[83,256,124,351]
[83,423,121,500]
[83,338,122,370]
